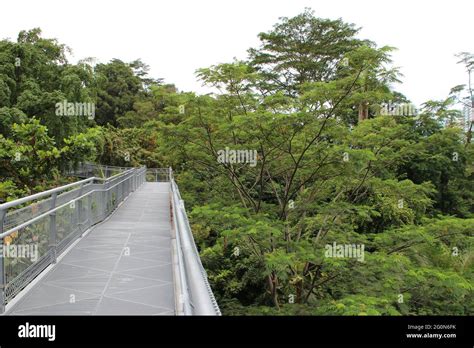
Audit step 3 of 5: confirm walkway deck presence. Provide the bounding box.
[6,182,175,315]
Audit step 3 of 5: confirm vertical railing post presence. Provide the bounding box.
[120,179,123,203]
[108,181,112,211]
[103,180,109,218]
[117,181,120,205]
[131,171,135,192]
[126,174,129,197]
[116,182,119,207]
[77,184,83,233]
[125,175,128,197]
[0,208,7,313]
[49,192,58,264]
[114,182,117,209]
[87,193,92,230]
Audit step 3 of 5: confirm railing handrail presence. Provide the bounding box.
[71,161,138,172]
[0,168,146,240]
[169,168,221,316]
[0,167,143,211]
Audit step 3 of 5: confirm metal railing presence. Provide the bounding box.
[146,168,170,182]
[0,167,147,312]
[66,162,134,179]
[167,168,221,315]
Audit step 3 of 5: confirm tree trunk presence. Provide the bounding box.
[466,99,473,144]
[267,273,280,309]
[358,101,369,122]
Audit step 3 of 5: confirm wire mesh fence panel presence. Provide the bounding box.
[3,217,51,302]
[146,168,170,182]
[55,200,83,256]
[89,189,102,225]
[78,195,89,233]
[3,185,94,233]
[66,163,133,180]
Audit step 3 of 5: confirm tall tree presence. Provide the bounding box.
[450,52,474,144]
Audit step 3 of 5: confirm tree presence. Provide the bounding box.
[450,52,474,143]
[0,28,93,143]
[94,59,162,127]
[248,8,364,96]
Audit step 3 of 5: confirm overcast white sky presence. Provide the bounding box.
[1,0,473,106]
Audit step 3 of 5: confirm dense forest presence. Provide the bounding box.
[0,9,473,315]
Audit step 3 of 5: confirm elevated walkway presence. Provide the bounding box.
[0,167,220,315]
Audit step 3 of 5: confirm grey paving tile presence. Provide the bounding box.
[44,264,107,282]
[115,256,170,272]
[105,273,169,294]
[106,284,175,311]
[12,283,98,311]
[11,297,101,315]
[130,250,172,263]
[123,243,170,255]
[95,296,170,315]
[47,273,110,295]
[75,245,126,255]
[60,248,119,263]
[63,255,121,272]
[120,264,173,282]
